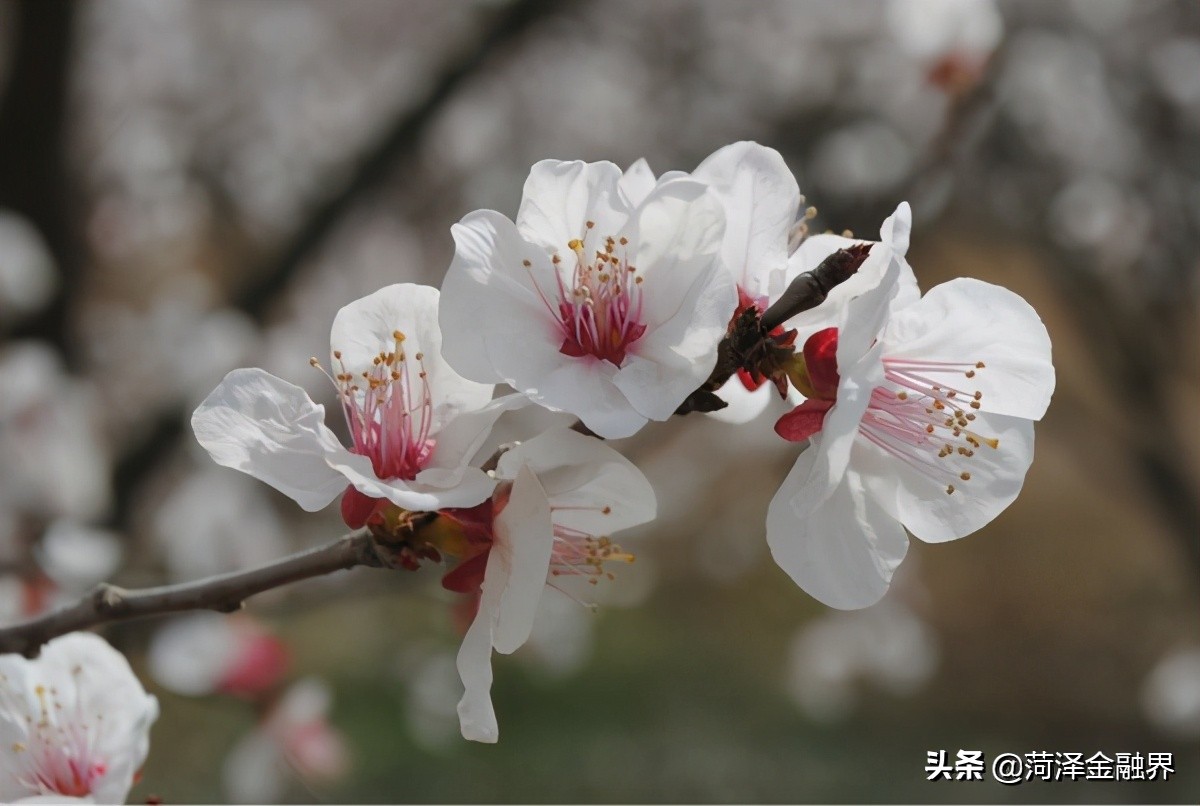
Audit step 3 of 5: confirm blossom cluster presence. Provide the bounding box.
[0,140,1053,802]
[189,142,1053,743]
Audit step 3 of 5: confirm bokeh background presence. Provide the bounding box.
[1,0,1198,802]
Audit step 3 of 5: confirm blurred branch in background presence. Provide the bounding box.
[0,0,80,363]
[107,0,580,532]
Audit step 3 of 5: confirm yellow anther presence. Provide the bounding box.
[568,238,584,250]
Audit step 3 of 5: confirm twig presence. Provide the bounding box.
[0,530,388,658]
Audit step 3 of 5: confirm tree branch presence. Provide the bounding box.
[0,530,389,658]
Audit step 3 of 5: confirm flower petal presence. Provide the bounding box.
[496,427,656,535]
[707,376,774,424]
[418,393,532,485]
[456,567,503,743]
[631,177,730,329]
[492,465,554,655]
[441,209,564,384]
[618,158,657,207]
[882,278,1055,420]
[191,368,359,511]
[767,447,910,609]
[329,284,494,436]
[611,178,735,421]
[693,141,799,296]
[855,410,1036,543]
[613,255,734,422]
[516,159,629,258]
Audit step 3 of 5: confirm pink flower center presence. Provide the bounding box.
[313,330,435,481]
[528,224,646,366]
[776,327,999,495]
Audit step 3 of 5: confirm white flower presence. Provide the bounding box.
[767,233,1054,609]
[452,427,656,742]
[0,633,158,804]
[193,283,522,524]
[440,159,736,438]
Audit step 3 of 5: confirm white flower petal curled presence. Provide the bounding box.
[192,367,360,512]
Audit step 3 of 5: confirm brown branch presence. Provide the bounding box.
[675,244,872,415]
[0,530,389,658]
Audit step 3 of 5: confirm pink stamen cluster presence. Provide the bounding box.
[863,358,998,495]
[528,222,647,366]
[1,675,111,797]
[311,330,434,481]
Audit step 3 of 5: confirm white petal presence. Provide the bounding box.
[767,447,910,609]
[516,159,629,257]
[330,284,493,437]
[614,255,734,422]
[191,368,354,511]
[418,394,532,485]
[707,377,774,424]
[857,410,1036,543]
[610,179,735,421]
[836,253,903,370]
[880,201,912,256]
[882,278,1055,420]
[618,158,657,207]
[631,178,730,329]
[456,550,506,743]
[496,427,656,535]
[440,210,562,386]
[693,141,799,296]
[492,465,554,655]
[788,344,882,515]
[505,350,647,439]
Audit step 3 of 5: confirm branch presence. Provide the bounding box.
[0,530,388,658]
[675,244,871,415]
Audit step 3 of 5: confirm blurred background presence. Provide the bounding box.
[1,0,1198,802]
